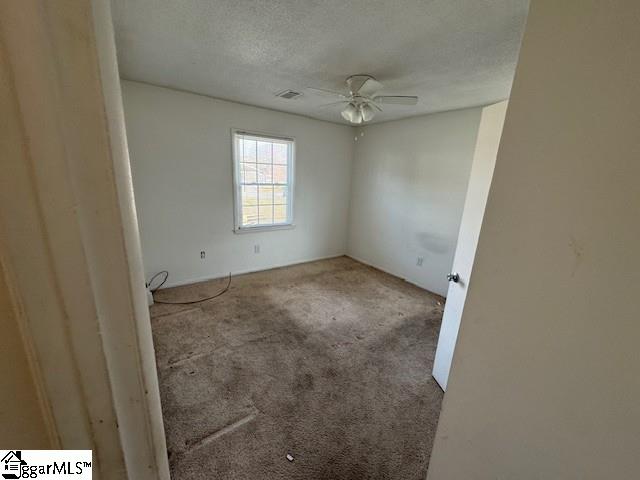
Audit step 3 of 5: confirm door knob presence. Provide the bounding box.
[447,273,460,283]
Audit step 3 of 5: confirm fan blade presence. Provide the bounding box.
[307,87,349,99]
[367,100,383,112]
[357,77,384,97]
[373,95,418,105]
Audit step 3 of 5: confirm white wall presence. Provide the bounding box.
[347,109,483,296]
[122,81,354,287]
[428,0,640,478]
[123,81,486,295]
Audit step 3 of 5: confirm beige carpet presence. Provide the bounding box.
[150,256,444,479]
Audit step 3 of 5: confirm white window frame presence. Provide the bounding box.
[232,129,295,233]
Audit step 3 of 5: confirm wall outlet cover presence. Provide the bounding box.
[146,288,154,306]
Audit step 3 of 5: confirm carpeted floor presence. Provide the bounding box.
[150,256,444,479]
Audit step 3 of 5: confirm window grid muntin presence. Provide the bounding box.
[234,131,293,229]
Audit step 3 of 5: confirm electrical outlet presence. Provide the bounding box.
[416,256,424,267]
[200,251,206,259]
[254,244,260,254]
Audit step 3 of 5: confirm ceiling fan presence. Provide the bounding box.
[308,75,418,124]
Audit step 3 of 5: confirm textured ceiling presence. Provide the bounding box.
[111,0,529,125]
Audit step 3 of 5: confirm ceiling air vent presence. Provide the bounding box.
[276,89,303,100]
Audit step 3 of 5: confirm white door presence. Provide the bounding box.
[432,101,508,390]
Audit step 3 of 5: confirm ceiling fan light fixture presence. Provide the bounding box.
[341,103,362,124]
[317,75,419,123]
[360,103,376,122]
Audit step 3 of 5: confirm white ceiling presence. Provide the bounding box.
[111,0,529,125]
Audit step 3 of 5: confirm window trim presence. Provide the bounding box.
[231,128,296,233]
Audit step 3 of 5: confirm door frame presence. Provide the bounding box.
[0,1,169,478]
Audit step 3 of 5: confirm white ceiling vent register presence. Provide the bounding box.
[276,90,303,100]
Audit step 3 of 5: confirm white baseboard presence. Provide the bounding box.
[345,253,408,282]
[345,253,444,298]
[158,253,346,289]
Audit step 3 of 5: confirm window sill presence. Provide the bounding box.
[233,224,295,234]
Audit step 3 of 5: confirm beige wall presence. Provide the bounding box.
[0,261,51,448]
[0,21,53,448]
[428,1,640,478]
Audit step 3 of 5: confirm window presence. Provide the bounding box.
[232,130,294,231]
